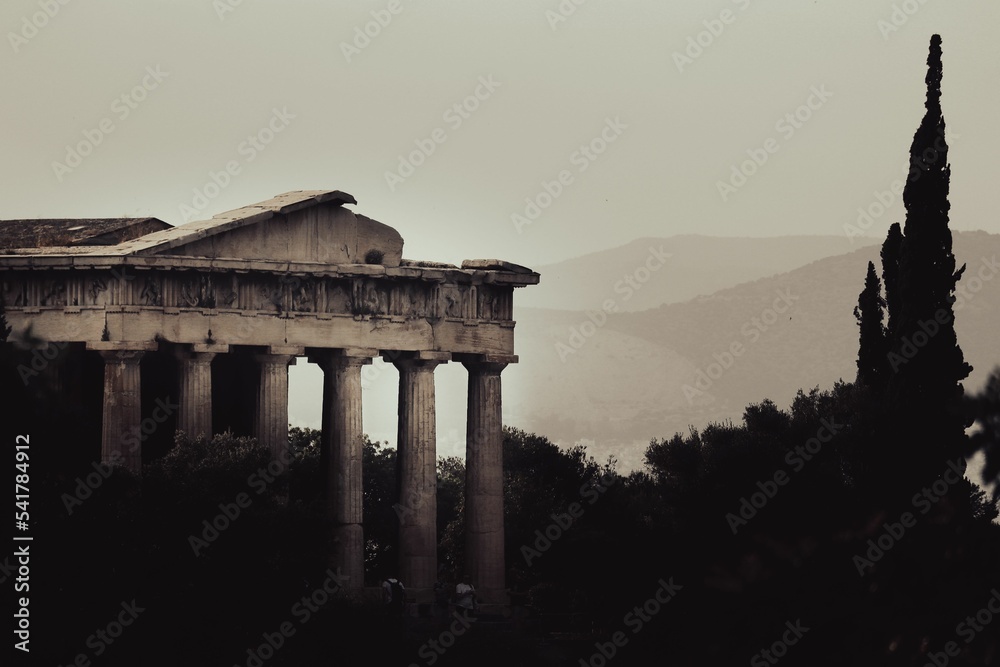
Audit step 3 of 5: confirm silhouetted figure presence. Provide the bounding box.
[382,576,406,620]
[453,573,477,618]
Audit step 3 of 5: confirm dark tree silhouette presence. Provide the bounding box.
[885,34,972,480]
[880,221,902,338]
[854,261,889,392]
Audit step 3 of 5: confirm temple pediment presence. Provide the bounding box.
[115,190,404,266]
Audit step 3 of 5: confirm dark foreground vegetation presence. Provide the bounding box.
[5,386,999,667]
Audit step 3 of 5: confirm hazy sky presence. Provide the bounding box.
[2,1,998,270]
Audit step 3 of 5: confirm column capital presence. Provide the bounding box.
[453,353,518,367]
[385,350,450,371]
[308,348,375,369]
[457,354,516,375]
[462,361,511,374]
[96,349,147,364]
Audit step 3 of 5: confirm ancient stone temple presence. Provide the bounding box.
[0,190,539,602]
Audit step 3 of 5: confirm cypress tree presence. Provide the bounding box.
[887,35,972,476]
[855,261,889,392]
[880,222,902,339]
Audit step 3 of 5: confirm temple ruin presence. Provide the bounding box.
[0,190,539,602]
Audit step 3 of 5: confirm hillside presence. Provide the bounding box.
[517,235,882,312]
[503,230,1000,469]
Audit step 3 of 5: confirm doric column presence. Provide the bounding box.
[462,355,515,604]
[253,347,301,460]
[176,344,227,439]
[88,342,157,473]
[390,352,449,591]
[310,348,375,591]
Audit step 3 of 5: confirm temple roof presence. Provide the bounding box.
[0,217,169,251]
[0,190,538,284]
[112,190,359,257]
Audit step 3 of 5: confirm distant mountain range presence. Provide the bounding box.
[516,235,882,312]
[501,231,1000,470]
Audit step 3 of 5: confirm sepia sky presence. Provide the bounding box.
[1,1,998,270]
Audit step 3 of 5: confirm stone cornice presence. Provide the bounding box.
[0,253,540,286]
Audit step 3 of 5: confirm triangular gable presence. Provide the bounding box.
[112,190,404,267]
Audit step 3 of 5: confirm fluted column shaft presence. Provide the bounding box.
[177,352,216,438]
[99,350,145,472]
[393,357,445,590]
[314,351,371,590]
[463,361,508,603]
[254,353,296,460]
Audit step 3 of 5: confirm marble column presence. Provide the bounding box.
[311,348,374,591]
[463,357,512,603]
[176,344,227,438]
[253,348,300,461]
[390,353,449,591]
[89,344,153,473]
